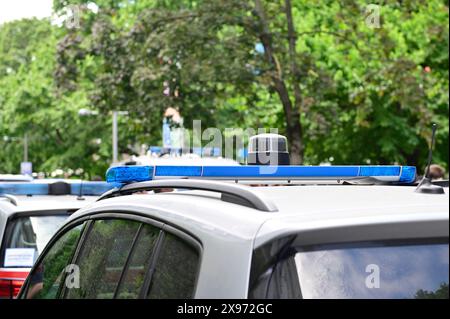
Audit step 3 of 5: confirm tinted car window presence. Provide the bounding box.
[65,219,141,299]
[250,239,449,299]
[24,223,85,299]
[147,232,199,299]
[115,224,160,299]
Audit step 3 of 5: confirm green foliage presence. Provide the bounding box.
[415,283,449,299]
[0,19,112,178]
[0,0,448,176]
[296,1,449,170]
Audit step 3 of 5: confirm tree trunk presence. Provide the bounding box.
[254,0,303,164]
[284,0,304,164]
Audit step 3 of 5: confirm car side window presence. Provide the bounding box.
[65,219,141,299]
[24,223,85,299]
[25,215,201,299]
[115,224,161,299]
[147,232,200,299]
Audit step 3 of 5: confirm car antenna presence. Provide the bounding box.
[77,179,86,200]
[415,123,444,194]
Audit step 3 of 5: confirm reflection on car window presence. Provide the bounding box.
[294,241,449,299]
[65,219,140,299]
[25,223,84,299]
[147,232,199,299]
[2,215,68,267]
[116,224,160,299]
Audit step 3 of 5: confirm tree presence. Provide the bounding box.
[54,0,448,169]
[1,1,448,175]
[252,0,304,163]
[415,283,449,299]
[0,18,113,178]
[293,1,449,169]
[53,0,310,163]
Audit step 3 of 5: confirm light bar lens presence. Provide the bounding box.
[399,166,417,183]
[104,165,417,184]
[203,166,360,177]
[106,166,154,183]
[155,166,202,177]
[358,166,401,177]
[70,182,116,195]
[0,181,115,196]
[0,183,48,195]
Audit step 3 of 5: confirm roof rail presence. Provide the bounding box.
[97,179,278,212]
[0,194,18,206]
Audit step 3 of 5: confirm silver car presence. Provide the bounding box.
[17,169,449,299]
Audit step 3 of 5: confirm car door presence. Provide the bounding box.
[19,212,201,299]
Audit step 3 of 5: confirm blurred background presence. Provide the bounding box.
[0,0,448,179]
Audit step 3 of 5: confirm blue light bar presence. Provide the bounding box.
[105,165,416,184]
[106,166,154,183]
[70,182,116,195]
[0,183,48,195]
[155,166,202,177]
[0,181,115,196]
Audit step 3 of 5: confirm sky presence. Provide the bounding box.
[0,0,53,25]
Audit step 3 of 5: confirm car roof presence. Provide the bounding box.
[0,195,98,217]
[67,183,449,246]
[254,185,449,245]
[0,174,33,182]
[256,184,448,217]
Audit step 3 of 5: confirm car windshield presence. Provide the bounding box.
[1,214,69,268]
[293,241,449,299]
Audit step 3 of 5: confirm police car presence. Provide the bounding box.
[0,180,112,298]
[0,174,33,182]
[17,134,449,299]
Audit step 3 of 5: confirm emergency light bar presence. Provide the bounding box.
[0,181,115,196]
[105,165,417,184]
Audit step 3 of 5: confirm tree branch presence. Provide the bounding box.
[296,30,360,49]
[285,0,302,110]
[253,0,303,164]
[284,0,304,161]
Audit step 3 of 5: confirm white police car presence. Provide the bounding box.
[0,174,33,182]
[17,162,449,299]
[0,180,112,298]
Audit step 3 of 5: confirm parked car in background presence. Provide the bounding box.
[0,180,113,298]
